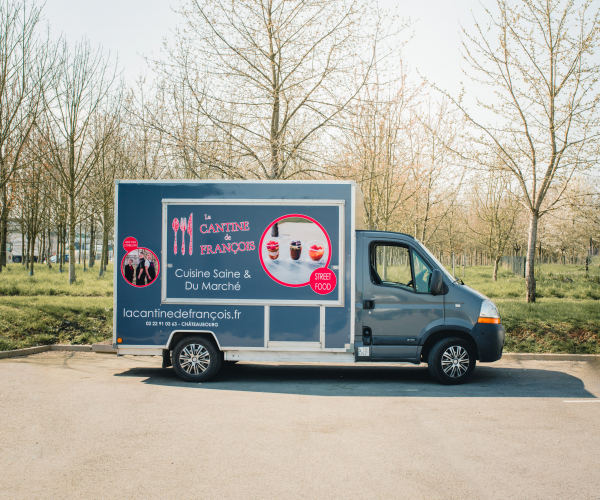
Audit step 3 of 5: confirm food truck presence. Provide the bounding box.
[114,180,504,385]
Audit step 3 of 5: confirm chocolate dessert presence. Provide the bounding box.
[289,240,302,260]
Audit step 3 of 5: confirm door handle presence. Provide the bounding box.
[363,300,375,309]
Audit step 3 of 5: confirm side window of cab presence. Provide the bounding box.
[370,243,412,290]
[370,242,433,293]
[411,250,433,293]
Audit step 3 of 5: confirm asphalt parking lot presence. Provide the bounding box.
[1,352,599,500]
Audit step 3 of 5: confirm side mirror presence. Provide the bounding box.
[430,269,444,295]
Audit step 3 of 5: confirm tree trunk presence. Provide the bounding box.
[585,255,589,277]
[525,211,538,303]
[47,227,52,268]
[0,184,8,270]
[40,230,46,265]
[104,229,109,268]
[493,255,500,281]
[83,219,87,272]
[68,191,76,284]
[58,224,61,271]
[61,221,67,271]
[26,227,31,271]
[98,234,105,277]
[59,223,64,272]
[29,230,35,276]
[21,218,25,266]
[89,214,95,268]
[99,205,109,276]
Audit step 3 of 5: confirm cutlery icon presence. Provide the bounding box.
[172,218,179,254]
[180,217,187,255]
[188,213,193,255]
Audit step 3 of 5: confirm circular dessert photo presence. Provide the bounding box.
[121,248,160,287]
[260,215,330,287]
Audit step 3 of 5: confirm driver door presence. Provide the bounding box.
[362,239,444,359]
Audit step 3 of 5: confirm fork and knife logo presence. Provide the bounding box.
[172,213,194,255]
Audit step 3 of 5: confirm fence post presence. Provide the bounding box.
[462,254,465,277]
[452,252,455,277]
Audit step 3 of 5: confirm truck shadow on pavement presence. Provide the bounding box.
[115,362,598,398]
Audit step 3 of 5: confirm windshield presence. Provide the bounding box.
[414,240,457,283]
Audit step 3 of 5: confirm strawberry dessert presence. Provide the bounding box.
[309,244,324,262]
[267,240,279,260]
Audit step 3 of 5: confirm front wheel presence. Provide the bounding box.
[172,336,222,382]
[427,337,476,385]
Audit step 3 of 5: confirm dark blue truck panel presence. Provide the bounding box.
[114,181,356,350]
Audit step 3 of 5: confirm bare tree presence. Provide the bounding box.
[125,78,173,180]
[410,100,466,246]
[40,40,118,284]
[89,110,125,277]
[155,0,403,180]
[16,136,51,275]
[440,0,600,301]
[0,0,55,272]
[336,74,422,231]
[467,171,520,280]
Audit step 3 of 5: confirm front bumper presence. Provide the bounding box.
[470,323,505,362]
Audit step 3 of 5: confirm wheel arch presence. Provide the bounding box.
[166,330,222,351]
[420,328,479,362]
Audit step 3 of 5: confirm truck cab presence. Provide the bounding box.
[354,231,505,383]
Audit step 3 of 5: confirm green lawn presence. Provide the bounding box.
[456,261,600,301]
[0,262,113,296]
[0,264,113,350]
[0,261,599,353]
[455,262,600,354]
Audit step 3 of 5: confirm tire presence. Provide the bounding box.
[427,337,476,385]
[172,336,222,382]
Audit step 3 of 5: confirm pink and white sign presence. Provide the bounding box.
[309,267,337,295]
[123,237,138,252]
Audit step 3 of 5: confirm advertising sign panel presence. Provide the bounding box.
[160,199,344,306]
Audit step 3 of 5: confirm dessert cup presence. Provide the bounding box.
[289,240,302,261]
[307,240,327,263]
[266,239,280,260]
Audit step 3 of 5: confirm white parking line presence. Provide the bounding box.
[563,400,600,403]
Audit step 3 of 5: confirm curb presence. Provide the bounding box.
[502,353,600,362]
[52,345,92,352]
[91,339,118,354]
[0,343,117,359]
[0,346,51,359]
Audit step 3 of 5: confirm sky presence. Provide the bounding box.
[41,0,488,100]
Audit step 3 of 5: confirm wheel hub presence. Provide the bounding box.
[441,345,469,378]
[179,344,210,376]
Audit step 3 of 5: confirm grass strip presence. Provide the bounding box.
[498,299,600,354]
[0,296,112,351]
[0,263,113,297]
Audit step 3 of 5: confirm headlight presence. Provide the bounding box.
[478,300,501,324]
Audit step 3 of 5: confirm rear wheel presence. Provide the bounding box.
[172,336,221,382]
[427,337,475,385]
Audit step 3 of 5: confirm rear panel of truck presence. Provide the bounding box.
[114,181,360,359]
